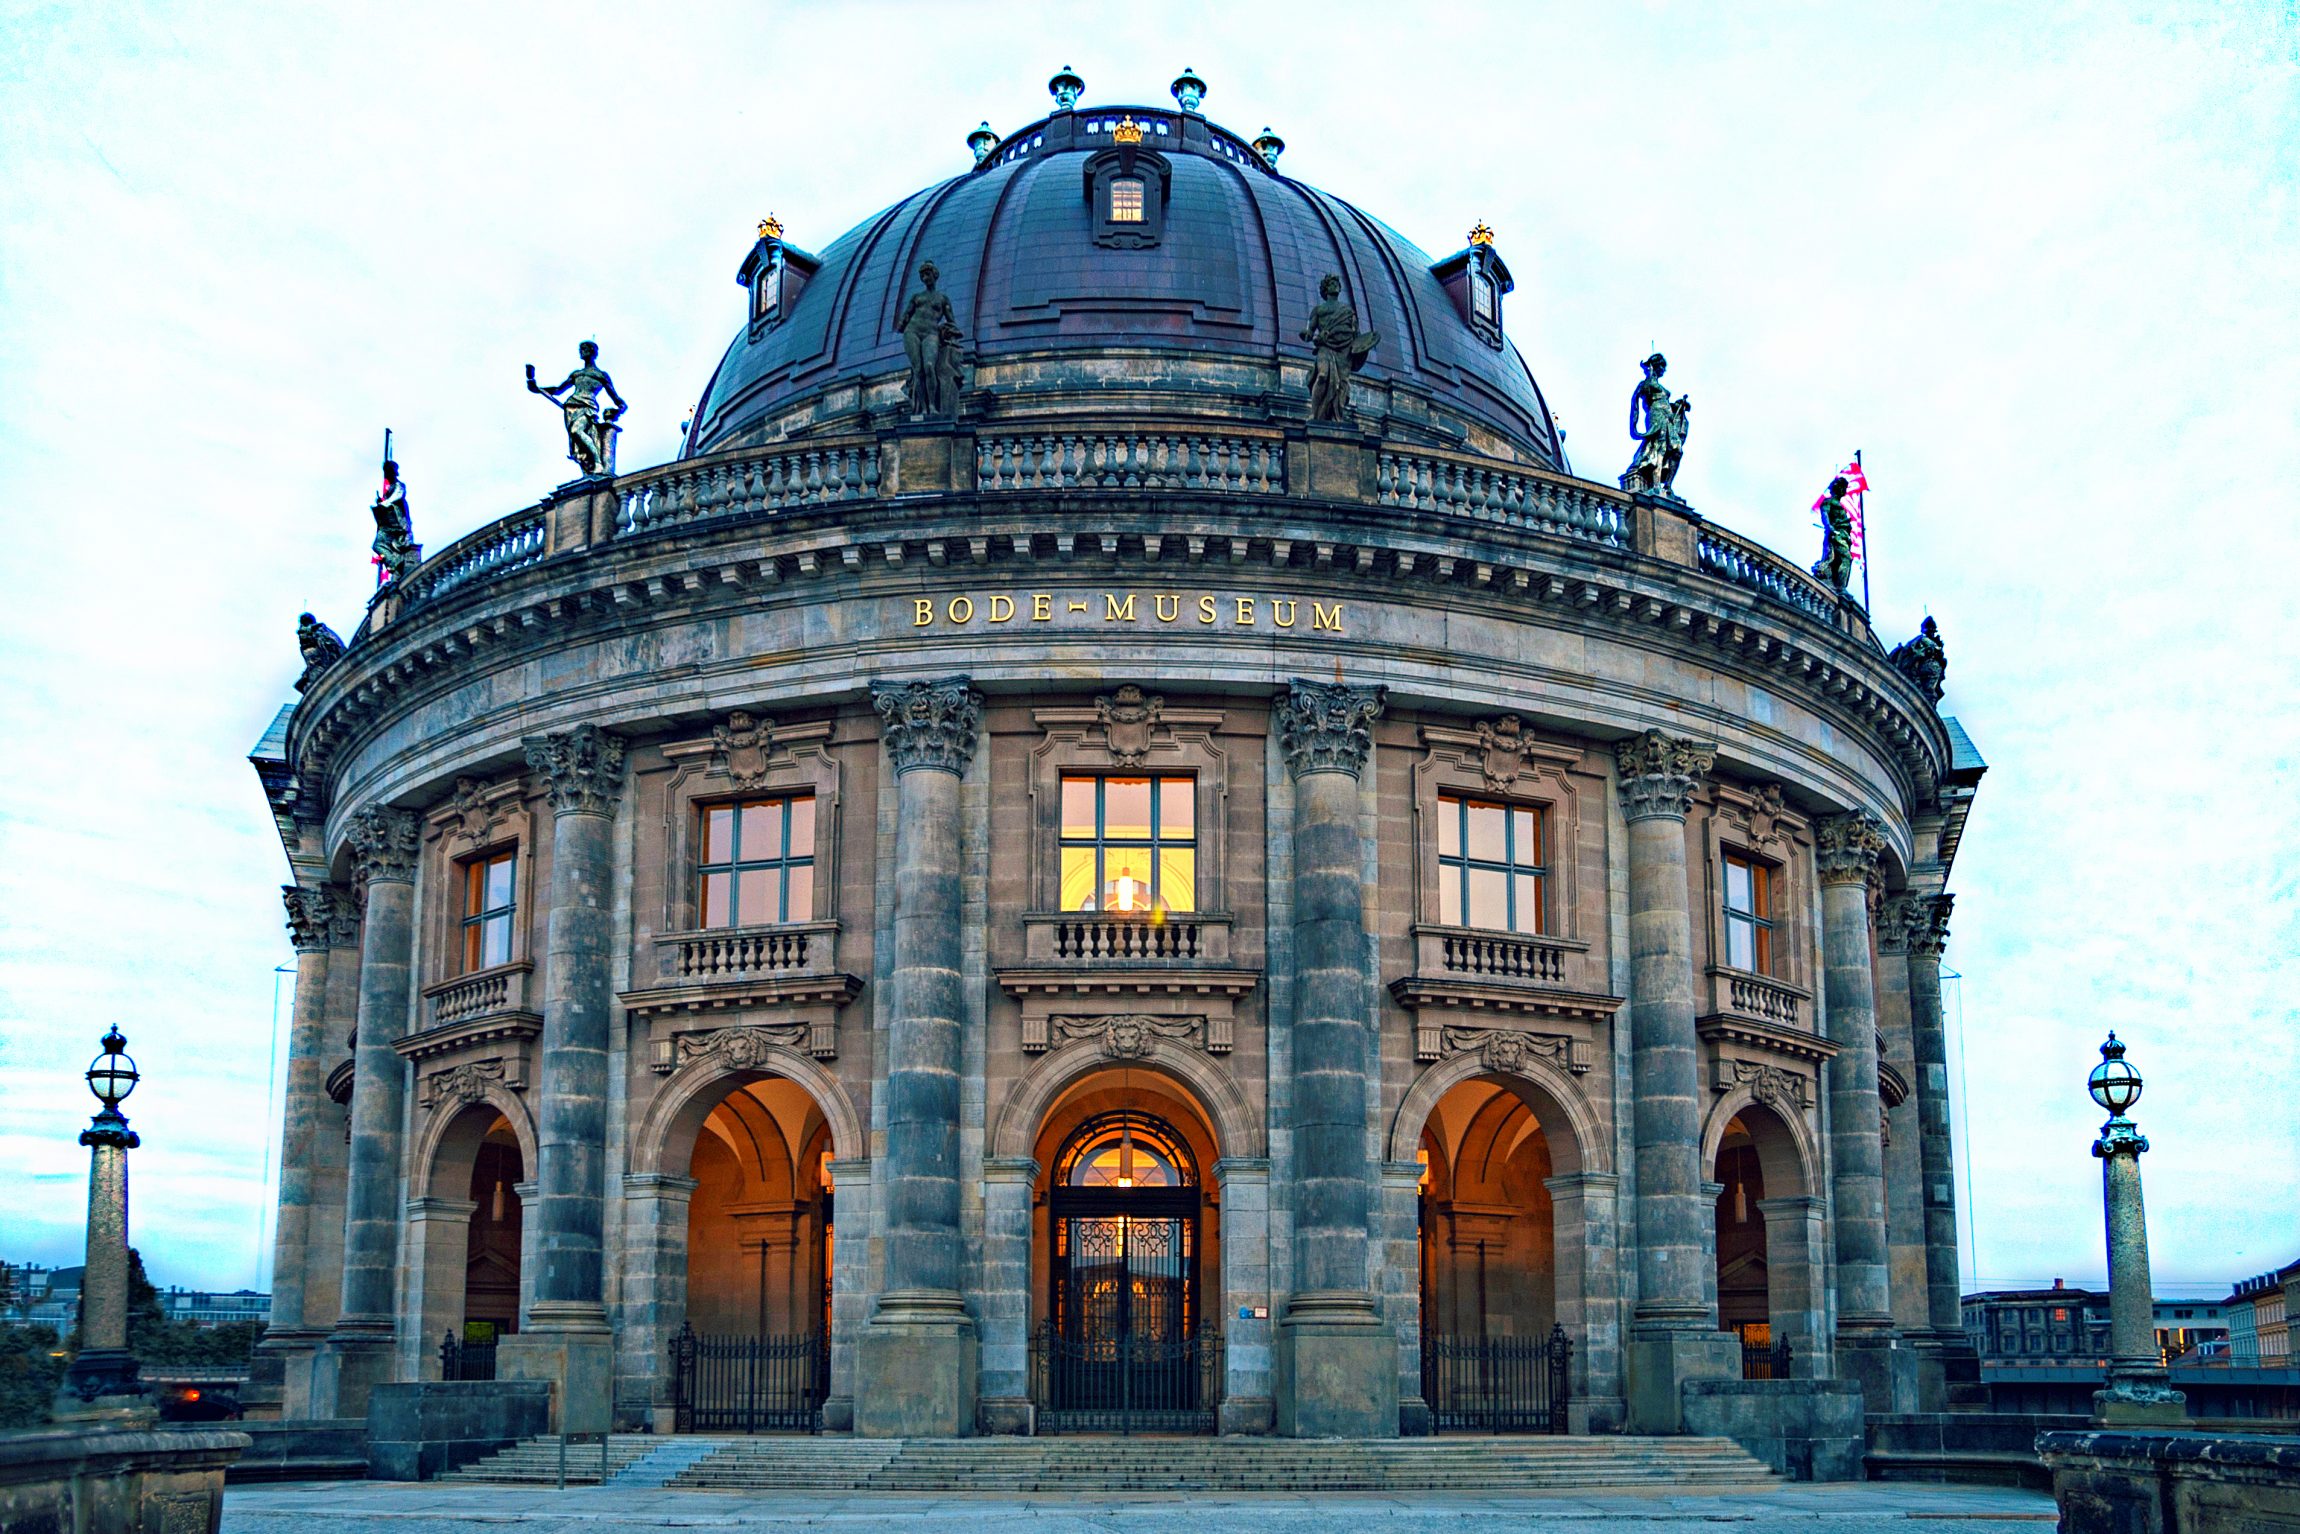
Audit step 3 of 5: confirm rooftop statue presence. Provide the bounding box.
[295,612,344,692]
[1620,352,1691,496]
[370,458,422,586]
[894,262,959,419]
[1302,273,1378,424]
[934,314,970,419]
[526,340,627,478]
[1889,616,1947,702]
[1812,475,1856,595]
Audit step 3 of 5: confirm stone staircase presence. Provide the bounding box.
[446,1433,1777,1491]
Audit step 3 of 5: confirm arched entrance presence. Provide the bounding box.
[1029,1068,1223,1434]
[409,1096,534,1381]
[1707,1099,1820,1377]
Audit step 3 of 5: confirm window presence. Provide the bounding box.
[1722,852,1775,973]
[698,794,816,928]
[1472,269,1496,323]
[751,264,779,323]
[1059,774,1193,914]
[461,851,516,972]
[1436,793,1547,932]
[1108,177,1145,223]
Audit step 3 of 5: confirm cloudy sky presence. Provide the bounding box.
[1,3,2292,1297]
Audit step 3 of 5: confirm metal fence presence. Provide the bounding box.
[1422,1325,1572,1433]
[1741,1337,1794,1380]
[670,1324,827,1433]
[440,1333,498,1381]
[1031,1322,1224,1435]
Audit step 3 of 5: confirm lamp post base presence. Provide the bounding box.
[52,1348,154,1426]
[2094,1374,2187,1428]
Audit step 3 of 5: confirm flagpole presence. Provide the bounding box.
[1856,448,1871,612]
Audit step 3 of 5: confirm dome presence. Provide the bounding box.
[685,106,1563,467]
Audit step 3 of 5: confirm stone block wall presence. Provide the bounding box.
[366,1381,550,1481]
[1682,1378,1864,1481]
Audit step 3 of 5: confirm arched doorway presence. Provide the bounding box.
[1705,1098,1820,1378]
[410,1099,532,1381]
[1714,1116,1770,1371]
[1030,1070,1223,1433]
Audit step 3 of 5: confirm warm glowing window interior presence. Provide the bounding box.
[1108,177,1145,223]
[1436,794,1546,932]
[1723,851,1774,973]
[1059,1113,1193,1188]
[699,793,816,928]
[462,851,516,972]
[1058,774,1194,914]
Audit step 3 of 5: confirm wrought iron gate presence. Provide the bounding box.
[1421,1324,1571,1433]
[1036,1208,1220,1433]
[670,1323,827,1433]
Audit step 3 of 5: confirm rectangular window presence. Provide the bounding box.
[1436,793,1547,933]
[1108,177,1145,223]
[698,793,816,928]
[1722,851,1774,974]
[462,850,517,972]
[1058,773,1194,914]
[1472,271,1496,322]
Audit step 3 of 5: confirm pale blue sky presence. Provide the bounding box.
[1,3,2293,1295]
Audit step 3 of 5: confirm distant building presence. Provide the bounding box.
[2223,1259,2300,1364]
[2153,1297,2229,1363]
[2,1264,83,1329]
[159,1288,272,1328]
[1963,1281,2111,1364]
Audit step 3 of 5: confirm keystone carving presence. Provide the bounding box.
[676,1023,808,1071]
[1906,893,1953,959]
[1614,730,1714,823]
[1095,686,1165,767]
[872,677,982,775]
[711,711,776,788]
[1438,1025,1584,1076]
[1814,810,1890,886]
[1274,679,1384,779]
[1474,715,1539,789]
[446,776,514,842]
[423,1059,506,1111]
[524,725,628,816]
[345,806,421,885]
[1745,783,1788,843]
[1051,1013,1204,1060]
[1731,1058,1809,1112]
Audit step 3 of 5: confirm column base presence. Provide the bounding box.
[977,1396,1034,1436]
[1275,1291,1398,1439]
[498,1304,618,1436]
[1834,1328,1919,1415]
[2095,1373,2188,1428]
[1398,1394,1434,1437]
[314,1324,397,1420]
[1219,1396,1274,1436]
[854,1289,977,1438]
[51,1347,155,1426]
[1625,1328,1741,1434]
[821,1395,854,1432]
[1912,1329,1990,1412]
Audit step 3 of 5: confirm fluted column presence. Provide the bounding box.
[317,806,420,1418]
[497,724,625,1434]
[1272,679,1396,1438]
[248,884,338,1417]
[855,678,981,1438]
[1616,731,1740,1433]
[1817,810,1909,1411]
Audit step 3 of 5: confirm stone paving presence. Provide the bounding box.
[224,1479,2060,1532]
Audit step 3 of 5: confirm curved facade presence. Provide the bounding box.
[250,99,1983,1442]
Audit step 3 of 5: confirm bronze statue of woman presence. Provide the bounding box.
[1620,352,1691,495]
[894,262,955,416]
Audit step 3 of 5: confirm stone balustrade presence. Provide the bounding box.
[1377,450,1628,549]
[976,431,1284,495]
[616,442,879,536]
[1696,525,1840,623]
[421,961,533,1028]
[397,509,549,608]
[656,920,840,983]
[1706,967,1807,1029]
[1433,926,1571,985]
[1024,912,1228,964]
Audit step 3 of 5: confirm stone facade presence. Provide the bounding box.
[249,98,1982,1444]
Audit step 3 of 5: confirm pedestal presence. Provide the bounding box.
[1624,1328,1741,1434]
[1835,1330,1919,1416]
[495,1305,617,1435]
[853,1291,977,1438]
[313,1327,396,1420]
[1275,1291,1398,1439]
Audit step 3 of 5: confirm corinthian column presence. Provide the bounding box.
[248,884,338,1418]
[1816,810,1909,1411]
[316,806,420,1418]
[1272,678,1396,1439]
[1615,730,1739,1433]
[1906,893,1986,1404]
[855,677,981,1438]
[498,724,625,1435]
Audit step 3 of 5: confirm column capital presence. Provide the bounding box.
[344,806,420,885]
[1814,810,1890,887]
[322,881,364,947]
[1274,678,1384,779]
[1906,892,1954,959]
[1875,893,1920,955]
[1614,729,1713,822]
[871,676,982,774]
[282,884,335,952]
[522,724,628,815]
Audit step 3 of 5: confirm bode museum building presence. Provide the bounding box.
[251,72,1983,1442]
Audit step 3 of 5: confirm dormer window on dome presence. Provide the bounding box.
[737,218,819,335]
[1083,129,1171,250]
[1431,227,1513,350]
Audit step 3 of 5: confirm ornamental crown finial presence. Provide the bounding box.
[757,213,783,243]
[1112,115,1145,146]
[1468,220,1495,247]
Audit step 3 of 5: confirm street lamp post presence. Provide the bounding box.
[2087,1031,2186,1426]
[54,1026,156,1423]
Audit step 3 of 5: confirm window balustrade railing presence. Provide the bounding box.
[976,431,1284,495]
[1044,913,1209,961]
[1696,526,1840,623]
[1378,452,1628,548]
[1435,927,1571,985]
[1718,969,1805,1028]
[422,962,531,1027]
[616,443,880,536]
[657,921,837,984]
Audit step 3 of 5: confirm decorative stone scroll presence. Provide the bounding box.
[523,724,628,816]
[344,805,421,884]
[423,1058,507,1111]
[282,885,334,951]
[871,677,982,775]
[1437,1024,1590,1076]
[1725,1057,1809,1112]
[711,710,776,788]
[1274,678,1384,779]
[1813,810,1890,887]
[1046,1013,1206,1060]
[1474,715,1539,789]
[1094,686,1165,767]
[445,776,514,843]
[1614,729,1714,822]
[323,882,363,947]
[675,1023,808,1072]
[1906,893,1953,959]
[1874,894,1920,956]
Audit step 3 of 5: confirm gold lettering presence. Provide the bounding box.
[1068,600,1089,614]
[1313,601,1344,631]
[1198,595,1217,624]
[988,594,1014,622]
[1104,593,1136,622]
[1155,593,1181,622]
[1236,597,1256,626]
[913,599,934,627]
[1274,599,1298,628]
[947,596,974,624]
[1033,594,1052,621]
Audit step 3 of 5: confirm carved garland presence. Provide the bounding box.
[423,1059,507,1111]
[1437,1024,1589,1076]
[1049,1013,1205,1059]
[675,1023,808,1071]
[1729,1058,1809,1112]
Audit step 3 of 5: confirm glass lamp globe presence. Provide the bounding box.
[86,1026,139,1108]
[2087,1031,2142,1115]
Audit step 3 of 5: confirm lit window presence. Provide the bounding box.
[1472,270,1496,323]
[698,794,816,927]
[462,851,516,972]
[1436,793,1546,933]
[1059,1113,1193,1188]
[1058,774,1194,914]
[752,268,779,322]
[1108,177,1145,223]
[1723,852,1774,974]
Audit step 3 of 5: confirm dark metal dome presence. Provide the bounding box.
[685,107,1563,467]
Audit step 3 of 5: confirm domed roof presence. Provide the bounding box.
[685,107,1563,468]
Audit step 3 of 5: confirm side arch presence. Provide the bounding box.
[411,1083,538,1200]
[1387,1048,1607,1176]
[992,1037,1264,1162]
[1700,1086,1819,1198]
[631,1040,864,1179]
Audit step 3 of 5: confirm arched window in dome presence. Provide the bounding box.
[1083,145,1171,250]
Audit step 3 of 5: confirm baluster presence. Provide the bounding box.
[1376,455,1396,505]
[1060,434,1080,487]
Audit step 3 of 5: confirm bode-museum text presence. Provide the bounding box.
[908,591,1346,632]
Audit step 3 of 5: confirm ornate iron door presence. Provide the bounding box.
[1421,1324,1572,1433]
[670,1323,827,1433]
[1037,1201,1220,1433]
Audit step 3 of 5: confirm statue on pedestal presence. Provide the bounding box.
[1302,273,1378,424]
[1620,352,1691,496]
[1812,475,1856,593]
[1889,616,1948,701]
[894,262,957,418]
[296,612,345,692]
[370,457,421,585]
[526,340,627,477]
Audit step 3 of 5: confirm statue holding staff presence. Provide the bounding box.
[370,448,421,585]
[526,340,628,476]
[1812,475,1856,593]
[1620,352,1691,496]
